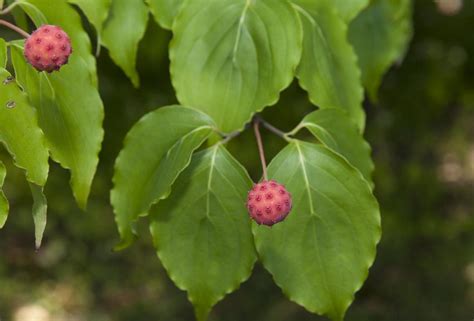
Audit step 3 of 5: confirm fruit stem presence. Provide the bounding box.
[253,118,268,181]
[255,115,290,141]
[0,19,30,38]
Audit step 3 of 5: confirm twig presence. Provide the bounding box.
[0,19,30,38]
[253,118,268,181]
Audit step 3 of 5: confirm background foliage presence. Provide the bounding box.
[0,0,473,320]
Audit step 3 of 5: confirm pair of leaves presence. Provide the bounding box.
[169,0,366,133]
[71,0,148,87]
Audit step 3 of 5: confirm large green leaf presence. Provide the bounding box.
[30,183,47,249]
[0,68,49,186]
[102,0,149,87]
[331,0,369,22]
[146,0,184,29]
[170,0,302,133]
[0,161,9,229]
[19,0,98,84]
[292,0,365,130]
[0,38,6,67]
[150,144,256,321]
[68,0,112,43]
[11,44,104,209]
[349,0,413,100]
[112,106,216,249]
[254,141,381,321]
[294,109,374,185]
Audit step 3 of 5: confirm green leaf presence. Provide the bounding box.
[170,0,302,133]
[11,44,104,209]
[102,0,149,87]
[254,141,381,321]
[295,109,374,185]
[146,0,184,29]
[349,0,413,101]
[19,0,98,84]
[330,0,369,22]
[0,161,9,229]
[112,106,216,249]
[150,144,256,321]
[30,183,47,249]
[0,38,6,67]
[0,68,49,186]
[292,0,365,130]
[68,0,112,40]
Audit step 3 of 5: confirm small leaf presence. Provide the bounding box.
[150,144,257,321]
[145,0,184,29]
[30,183,47,249]
[112,106,216,249]
[254,141,381,321]
[19,0,98,85]
[292,0,365,130]
[295,109,374,185]
[68,0,112,40]
[0,161,9,229]
[349,0,413,100]
[102,0,149,87]
[330,0,369,22]
[0,38,6,67]
[11,44,104,209]
[170,0,302,133]
[0,68,49,186]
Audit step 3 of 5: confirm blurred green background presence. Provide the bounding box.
[0,1,473,320]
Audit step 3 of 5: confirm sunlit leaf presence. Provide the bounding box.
[146,0,184,29]
[330,0,369,22]
[254,141,381,321]
[349,0,413,100]
[30,183,47,249]
[150,144,256,321]
[295,109,374,185]
[0,38,6,67]
[112,106,216,249]
[11,44,103,209]
[0,161,9,229]
[292,0,365,130]
[102,0,149,87]
[171,0,302,133]
[0,68,49,186]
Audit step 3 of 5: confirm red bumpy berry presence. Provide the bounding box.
[246,180,292,226]
[24,25,72,73]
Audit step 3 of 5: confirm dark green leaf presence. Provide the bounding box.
[0,161,9,229]
[102,0,149,87]
[295,109,374,185]
[150,144,256,321]
[292,0,365,130]
[254,141,380,321]
[171,0,302,133]
[30,183,47,249]
[68,0,112,41]
[0,68,49,186]
[11,44,104,209]
[146,0,184,29]
[349,0,413,100]
[112,106,216,249]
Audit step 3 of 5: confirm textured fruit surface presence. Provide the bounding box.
[24,25,72,72]
[246,180,292,226]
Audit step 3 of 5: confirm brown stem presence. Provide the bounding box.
[0,19,30,38]
[253,118,268,181]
